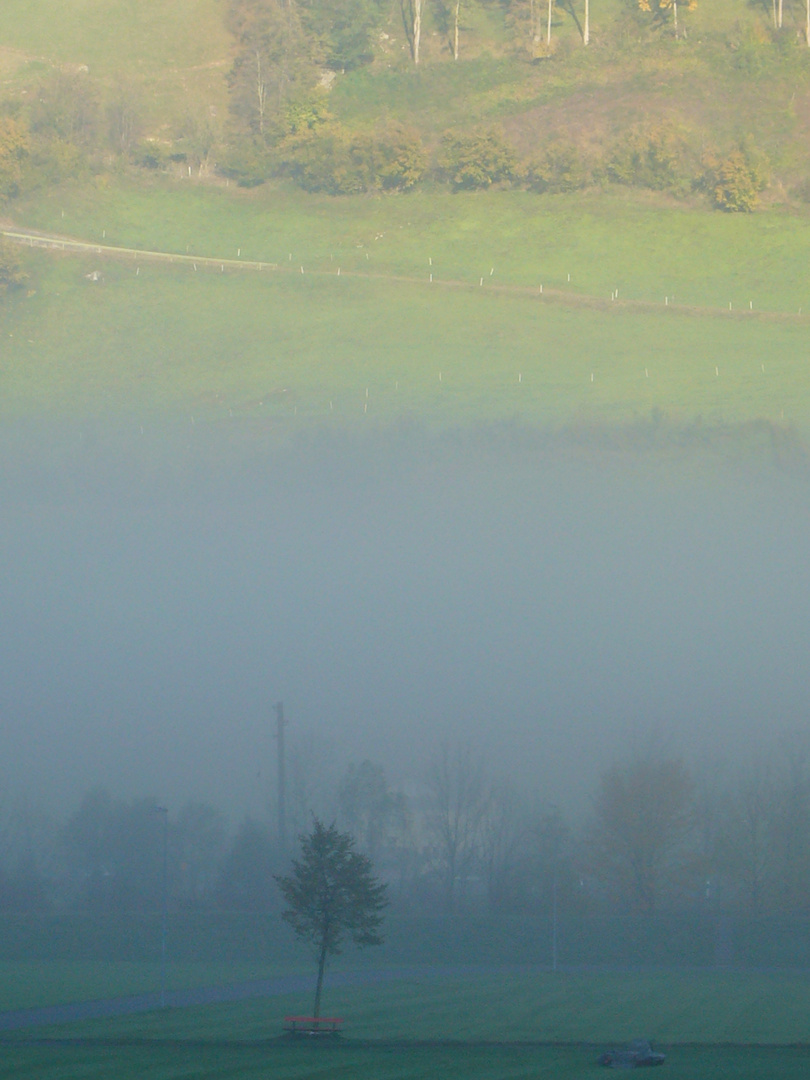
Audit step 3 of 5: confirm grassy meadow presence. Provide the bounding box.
[0,0,229,120]
[4,183,810,435]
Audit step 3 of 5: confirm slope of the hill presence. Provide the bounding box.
[3,0,810,194]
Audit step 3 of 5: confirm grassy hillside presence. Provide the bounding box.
[3,0,810,438]
[3,0,810,177]
[0,0,230,127]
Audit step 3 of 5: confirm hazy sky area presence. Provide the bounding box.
[1,420,809,822]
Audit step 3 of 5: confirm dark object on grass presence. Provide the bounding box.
[598,1038,666,1068]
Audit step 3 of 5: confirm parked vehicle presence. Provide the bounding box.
[597,1038,666,1068]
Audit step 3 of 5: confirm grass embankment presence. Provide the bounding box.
[4,183,810,432]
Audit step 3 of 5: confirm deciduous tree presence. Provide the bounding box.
[228,0,314,137]
[589,756,694,913]
[423,743,490,910]
[276,819,387,1017]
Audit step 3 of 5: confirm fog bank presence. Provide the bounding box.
[1,419,808,819]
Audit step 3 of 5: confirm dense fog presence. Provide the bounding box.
[2,418,809,825]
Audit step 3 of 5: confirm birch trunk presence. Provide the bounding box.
[255,51,266,136]
[453,0,460,58]
[584,0,589,44]
[673,0,677,34]
[413,0,422,63]
[778,0,783,27]
[547,0,553,46]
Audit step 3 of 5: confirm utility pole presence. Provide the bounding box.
[154,805,169,1008]
[551,867,558,973]
[274,702,286,851]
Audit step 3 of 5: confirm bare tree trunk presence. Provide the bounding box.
[583,0,589,44]
[313,941,328,1018]
[778,0,783,27]
[673,0,677,34]
[255,51,266,136]
[453,0,460,58]
[413,0,422,63]
[547,0,553,46]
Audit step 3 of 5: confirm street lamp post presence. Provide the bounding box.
[154,806,169,1008]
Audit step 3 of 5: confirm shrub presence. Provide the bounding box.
[23,137,87,189]
[375,122,427,191]
[438,129,517,190]
[133,141,169,170]
[0,237,28,294]
[281,126,376,194]
[0,115,29,199]
[706,141,768,212]
[525,141,593,193]
[217,141,273,187]
[279,122,426,194]
[606,124,690,192]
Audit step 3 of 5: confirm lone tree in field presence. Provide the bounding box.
[275,819,388,1018]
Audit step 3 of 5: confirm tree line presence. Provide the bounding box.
[0,0,805,214]
[2,736,809,924]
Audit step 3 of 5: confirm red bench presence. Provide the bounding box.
[283,1015,344,1037]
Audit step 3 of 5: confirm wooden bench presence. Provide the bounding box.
[283,1015,344,1037]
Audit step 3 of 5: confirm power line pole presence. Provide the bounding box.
[274,701,286,851]
[154,805,169,1008]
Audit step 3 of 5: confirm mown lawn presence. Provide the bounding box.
[0,961,302,1013]
[2,1042,809,1080]
[4,970,810,1079]
[12,968,810,1043]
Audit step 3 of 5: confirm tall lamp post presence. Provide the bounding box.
[154,805,169,1008]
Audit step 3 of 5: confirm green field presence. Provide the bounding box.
[18,969,810,1043]
[4,183,810,434]
[17,182,810,313]
[0,961,305,1012]
[3,969,810,1079]
[3,1042,807,1080]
